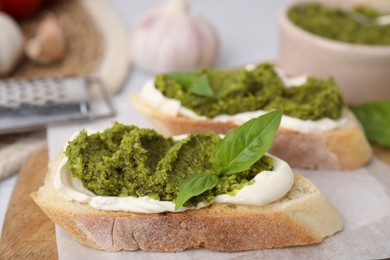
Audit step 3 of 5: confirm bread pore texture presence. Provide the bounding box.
[31,154,343,252]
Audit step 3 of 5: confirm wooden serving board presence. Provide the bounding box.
[0,145,56,259]
[1,145,390,258]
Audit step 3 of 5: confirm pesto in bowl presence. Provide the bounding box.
[288,3,390,46]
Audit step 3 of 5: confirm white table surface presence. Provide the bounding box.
[0,0,294,235]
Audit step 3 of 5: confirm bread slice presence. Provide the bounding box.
[131,94,372,170]
[31,154,343,252]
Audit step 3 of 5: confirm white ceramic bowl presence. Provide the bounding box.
[319,0,390,12]
[278,1,390,105]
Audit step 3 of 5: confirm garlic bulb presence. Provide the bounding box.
[0,12,23,76]
[130,0,219,73]
[25,13,67,64]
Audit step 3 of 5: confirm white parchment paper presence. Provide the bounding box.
[56,158,390,260]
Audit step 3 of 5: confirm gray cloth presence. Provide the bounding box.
[0,131,46,181]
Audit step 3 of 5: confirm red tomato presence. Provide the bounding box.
[1,0,43,19]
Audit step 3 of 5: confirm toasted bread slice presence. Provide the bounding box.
[131,94,372,170]
[31,154,343,252]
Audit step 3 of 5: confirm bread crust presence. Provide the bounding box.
[31,155,343,252]
[131,94,372,170]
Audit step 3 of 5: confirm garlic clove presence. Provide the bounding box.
[25,13,67,64]
[130,0,219,73]
[0,12,24,76]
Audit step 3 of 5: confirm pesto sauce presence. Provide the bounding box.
[155,63,344,120]
[288,3,390,45]
[64,123,273,205]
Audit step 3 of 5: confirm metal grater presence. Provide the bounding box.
[0,76,115,134]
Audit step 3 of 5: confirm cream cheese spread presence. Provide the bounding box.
[140,65,348,134]
[54,132,295,213]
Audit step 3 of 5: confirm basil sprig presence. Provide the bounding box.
[174,110,283,211]
[167,71,214,97]
[352,101,390,147]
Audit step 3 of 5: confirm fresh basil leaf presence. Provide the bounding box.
[352,101,390,147]
[167,71,214,97]
[167,71,197,90]
[212,110,282,175]
[188,74,214,97]
[174,173,220,211]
